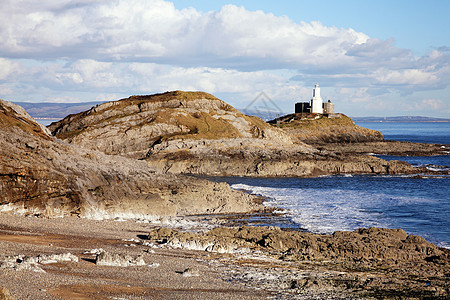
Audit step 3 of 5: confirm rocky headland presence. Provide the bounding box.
[270,113,449,157]
[48,91,420,177]
[269,113,384,144]
[0,99,262,219]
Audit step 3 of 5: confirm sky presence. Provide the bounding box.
[1,0,449,117]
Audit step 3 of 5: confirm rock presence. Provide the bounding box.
[148,226,449,271]
[49,91,294,159]
[180,267,200,277]
[0,253,78,273]
[317,140,449,156]
[0,99,51,137]
[38,253,79,264]
[0,99,263,218]
[144,149,415,177]
[95,251,146,267]
[83,248,105,255]
[147,262,160,268]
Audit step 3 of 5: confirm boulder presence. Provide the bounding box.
[95,252,146,267]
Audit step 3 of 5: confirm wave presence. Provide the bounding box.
[230,178,449,247]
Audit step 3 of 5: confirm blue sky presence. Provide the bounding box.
[0,0,449,117]
[171,0,450,56]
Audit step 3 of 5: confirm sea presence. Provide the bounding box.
[214,122,450,249]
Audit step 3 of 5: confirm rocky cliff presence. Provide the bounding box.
[48,91,416,177]
[270,113,449,157]
[49,91,294,159]
[0,99,261,218]
[269,113,384,144]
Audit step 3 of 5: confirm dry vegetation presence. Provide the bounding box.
[155,110,243,141]
[271,113,356,128]
[126,90,221,104]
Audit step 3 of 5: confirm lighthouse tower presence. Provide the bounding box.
[310,83,323,114]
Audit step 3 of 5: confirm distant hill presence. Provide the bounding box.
[352,116,450,123]
[239,108,286,121]
[12,101,104,119]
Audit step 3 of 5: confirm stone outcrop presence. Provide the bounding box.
[149,226,448,268]
[47,91,417,177]
[148,226,450,298]
[269,113,384,144]
[0,99,262,218]
[95,252,146,267]
[270,113,449,158]
[318,140,450,156]
[49,91,294,159]
[146,147,415,177]
[0,253,79,273]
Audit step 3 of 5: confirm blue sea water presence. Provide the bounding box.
[219,122,450,249]
[357,121,450,145]
[36,118,62,126]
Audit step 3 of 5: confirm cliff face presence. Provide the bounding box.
[49,91,294,159]
[269,113,384,144]
[0,99,261,218]
[145,153,414,177]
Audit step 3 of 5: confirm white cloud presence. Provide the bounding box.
[0,58,22,80]
[1,0,447,78]
[0,84,13,95]
[0,0,370,69]
[417,99,444,110]
[0,0,449,117]
[372,68,438,86]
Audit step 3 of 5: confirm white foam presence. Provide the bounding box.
[230,183,434,235]
[437,241,450,249]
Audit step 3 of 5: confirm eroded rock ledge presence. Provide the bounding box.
[318,140,450,156]
[146,145,416,177]
[148,226,450,298]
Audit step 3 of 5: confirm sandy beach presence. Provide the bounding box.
[0,213,270,299]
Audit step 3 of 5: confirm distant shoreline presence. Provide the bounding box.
[356,120,450,123]
[353,116,450,123]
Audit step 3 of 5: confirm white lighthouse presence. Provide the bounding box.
[310,83,323,114]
